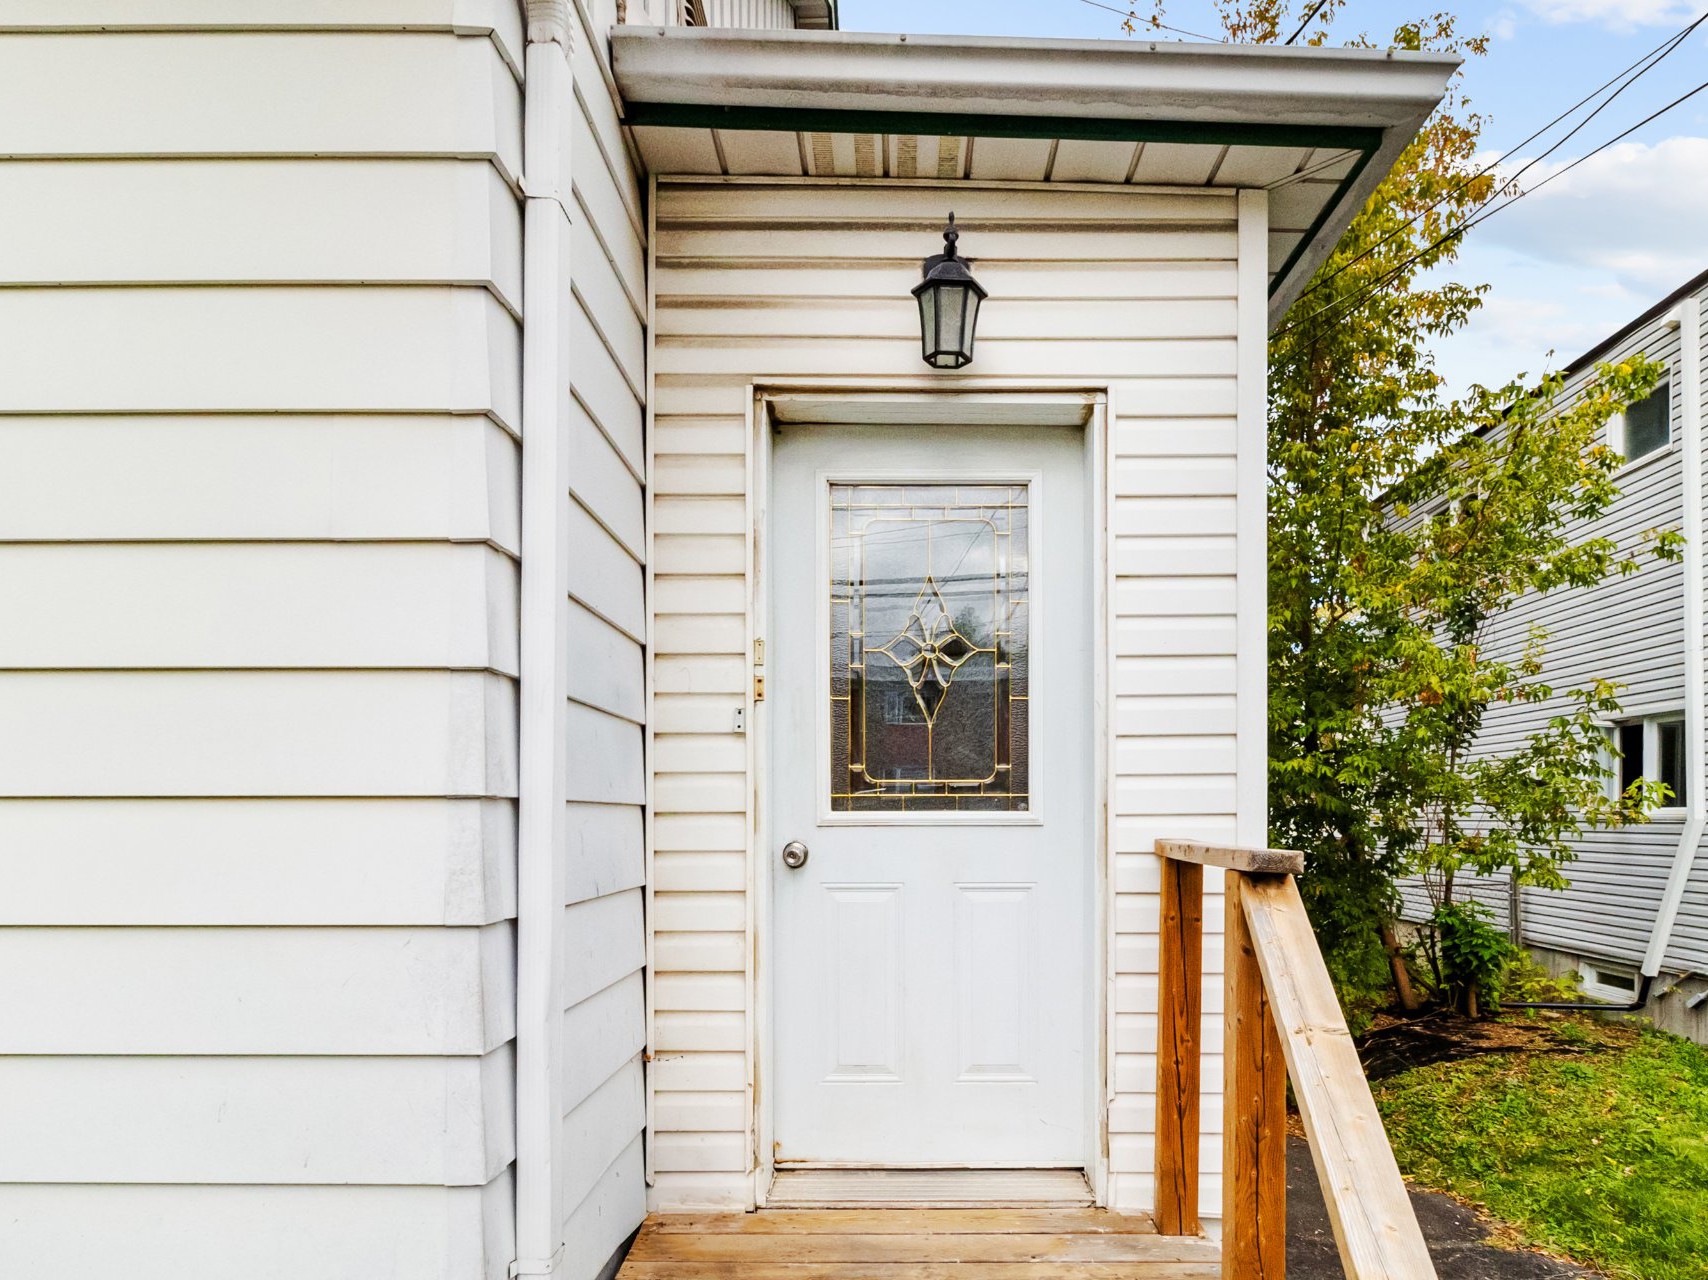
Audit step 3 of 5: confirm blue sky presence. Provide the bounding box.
[842,0,1708,394]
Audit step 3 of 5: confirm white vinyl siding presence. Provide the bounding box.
[704,0,798,28]
[0,14,521,1279]
[1398,288,1708,977]
[559,2,651,1274]
[647,179,1264,1217]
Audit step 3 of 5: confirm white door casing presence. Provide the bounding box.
[769,422,1095,1170]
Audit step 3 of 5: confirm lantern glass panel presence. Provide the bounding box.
[961,289,982,358]
[916,288,938,363]
[936,284,967,358]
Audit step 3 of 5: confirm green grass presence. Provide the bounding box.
[1373,1021,1708,1279]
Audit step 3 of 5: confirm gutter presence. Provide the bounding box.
[1512,294,1706,1014]
[515,1,574,1275]
[610,27,1459,129]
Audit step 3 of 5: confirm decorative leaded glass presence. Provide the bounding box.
[829,482,1029,812]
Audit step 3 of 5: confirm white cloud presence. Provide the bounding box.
[1475,136,1708,292]
[1514,0,1695,31]
[1459,291,1608,366]
[1424,137,1708,393]
[1487,9,1520,39]
[1429,283,1608,394]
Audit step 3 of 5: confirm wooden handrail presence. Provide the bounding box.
[1153,840,1439,1280]
[1155,839,1305,876]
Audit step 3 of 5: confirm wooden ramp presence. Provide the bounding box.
[616,1208,1221,1279]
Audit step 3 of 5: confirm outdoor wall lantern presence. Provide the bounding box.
[912,213,987,369]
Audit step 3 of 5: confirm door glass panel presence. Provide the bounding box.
[829,481,1029,813]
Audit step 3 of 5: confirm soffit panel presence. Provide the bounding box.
[614,27,1451,320]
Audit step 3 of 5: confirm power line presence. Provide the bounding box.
[1279,74,1708,340]
[1290,7,1708,308]
[1286,0,1334,44]
[1453,78,1708,244]
[1073,0,1223,42]
[1267,146,1366,189]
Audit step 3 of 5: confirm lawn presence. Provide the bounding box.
[1370,1016,1708,1280]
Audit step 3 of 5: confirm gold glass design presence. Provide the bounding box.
[830,482,1029,812]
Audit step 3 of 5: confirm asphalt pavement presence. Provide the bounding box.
[1285,1136,1600,1279]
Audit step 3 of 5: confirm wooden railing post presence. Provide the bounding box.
[1154,855,1203,1234]
[1223,871,1288,1280]
[1157,842,1437,1280]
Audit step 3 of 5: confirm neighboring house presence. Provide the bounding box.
[0,5,1451,1279]
[1397,268,1708,1043]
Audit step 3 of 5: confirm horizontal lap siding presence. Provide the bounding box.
[1398,293,1708,975]
[0,18,521,1280]
[649,180,1250,1216]
[561,3,650,1275]
[704,0,798,29]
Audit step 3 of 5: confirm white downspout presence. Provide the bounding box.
[515,2,573,1276]
[1641,296,1705,982]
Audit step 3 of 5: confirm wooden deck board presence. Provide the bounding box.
[619,1264,1223,1279]
[619,1208,1219,1280]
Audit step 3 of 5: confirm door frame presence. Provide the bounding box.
[747,384,1113,1206]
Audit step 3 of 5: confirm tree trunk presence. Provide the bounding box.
[1380,918,1421,1012]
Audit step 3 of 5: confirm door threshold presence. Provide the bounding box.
[766,1168,1095,1208]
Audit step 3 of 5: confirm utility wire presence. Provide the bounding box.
[1449,78,1708,245]
[1291,6,1708,307]
[1267,147,1366,189]
[1286,0,1334,44]
[1279,74,1708,339]
[1074,0,1223,42]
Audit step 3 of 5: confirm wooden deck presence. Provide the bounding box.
[616,1209,1221,1279]
[623,843,1440,1280]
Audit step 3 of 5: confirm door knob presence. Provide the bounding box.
[781,840,810,869]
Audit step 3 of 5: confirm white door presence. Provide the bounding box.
[770,423,1094,1168]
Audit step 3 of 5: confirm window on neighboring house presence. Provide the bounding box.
[1613,714,1686,806]
[1421,492,1481,527]
[1614,380,1672,461]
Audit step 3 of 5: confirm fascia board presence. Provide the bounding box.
[611,27,1458,131]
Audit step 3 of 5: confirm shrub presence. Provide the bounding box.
[1431,901,1515,1015]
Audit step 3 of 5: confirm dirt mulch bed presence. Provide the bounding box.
[1352,1009,1621,1081]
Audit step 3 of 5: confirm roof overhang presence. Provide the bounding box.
[610,27,1457,325]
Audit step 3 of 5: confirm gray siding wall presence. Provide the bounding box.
[1399,286,1708,978]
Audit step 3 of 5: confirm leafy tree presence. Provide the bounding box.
[1136,0,1673,1015]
